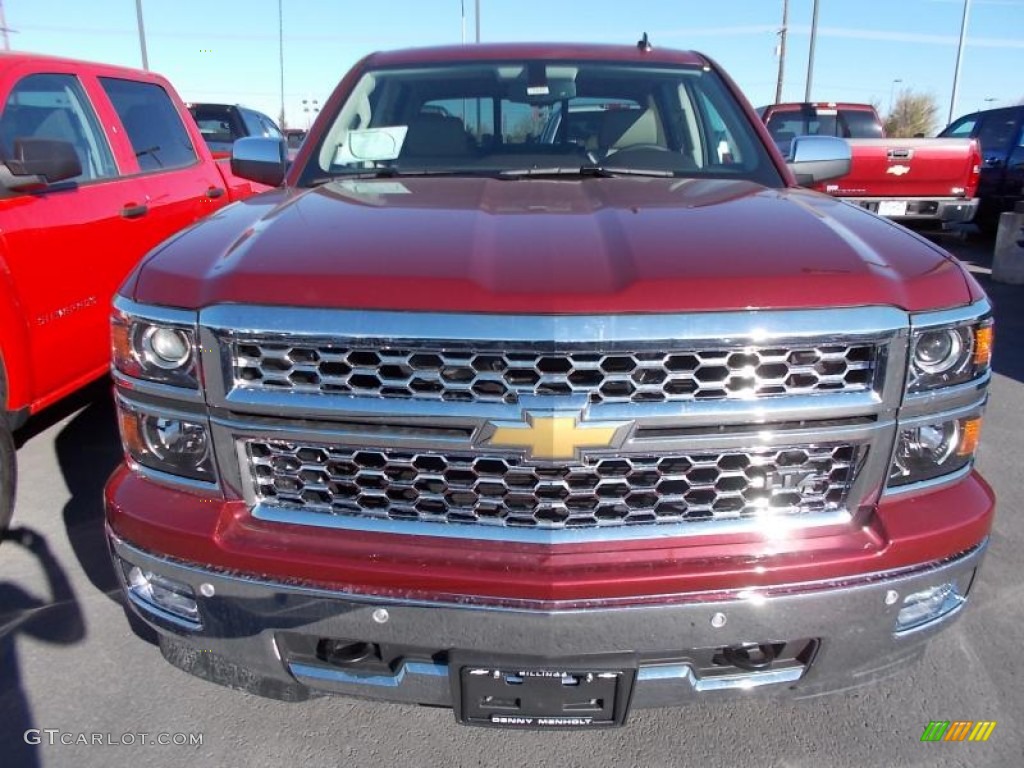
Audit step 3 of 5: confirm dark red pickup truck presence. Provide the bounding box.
[106,43,994,728]
[760,102,980,225]
[0,52,262,534]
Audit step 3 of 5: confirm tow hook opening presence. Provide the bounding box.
[316,639,380,667]
[719,643,784,671]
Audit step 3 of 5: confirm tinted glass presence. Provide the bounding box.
[841,110,884,139]
[100,78,197,171]
[975,111,1020,156]
[305,60,781,186]
[0,73,117,182]
[941,115,978,138]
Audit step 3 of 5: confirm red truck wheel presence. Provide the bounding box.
[0,422,14,538]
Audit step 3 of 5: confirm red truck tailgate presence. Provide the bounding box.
[817,138,979,198]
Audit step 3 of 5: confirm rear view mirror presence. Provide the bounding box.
[231,137,287,187]
[786,135,851,185]
[1,137,82,190]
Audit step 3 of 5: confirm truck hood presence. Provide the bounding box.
[130,176,972,313]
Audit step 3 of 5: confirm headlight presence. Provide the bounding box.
[889,414,982,487]
[117,399,215,481]
[908,318,992,392]
[112,308,199,388]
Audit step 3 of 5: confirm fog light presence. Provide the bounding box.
[895,571,974,632]
[125,565,199,624]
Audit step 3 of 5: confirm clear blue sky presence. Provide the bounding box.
[5,0,1023,133]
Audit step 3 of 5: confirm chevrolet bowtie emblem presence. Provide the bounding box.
[886,164,911,176]
[482,412,631,460]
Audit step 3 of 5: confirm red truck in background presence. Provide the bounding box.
[0,52,263,535]
[106,43,994,728]
[760,102,980,226]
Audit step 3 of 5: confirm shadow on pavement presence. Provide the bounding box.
[0,526,85,768]
[53,388,123,598]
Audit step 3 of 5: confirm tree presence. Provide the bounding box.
[885,89,940,137]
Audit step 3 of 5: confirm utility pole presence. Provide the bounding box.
[804,0,819,102]
[475,0,480,43]
[774,0,788,104]
[278,0,286,129]
[948,0,971,126]
[461,0,466,44]
[135,0,149,70]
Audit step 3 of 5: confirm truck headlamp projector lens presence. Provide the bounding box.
[117,400,214,481]
[142,417,210,464]
[142,327,192,369]
[888,415,981,487]
[111,306,199,389]
[913,329,963,375]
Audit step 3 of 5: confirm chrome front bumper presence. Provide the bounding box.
[110,534,987,710]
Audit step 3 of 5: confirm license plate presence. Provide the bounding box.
[878,200,908,217]
[452,655,636,728]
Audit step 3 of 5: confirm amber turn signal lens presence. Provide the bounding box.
[957,417,983,457]
[973,325,993,367]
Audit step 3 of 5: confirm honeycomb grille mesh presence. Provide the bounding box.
[247,441,860,529]
[232,341,877,404]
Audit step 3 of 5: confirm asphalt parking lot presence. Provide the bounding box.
[1,233,1022,768]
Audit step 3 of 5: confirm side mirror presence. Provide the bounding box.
[1,138,82,190]
[230,137,286,186]
[786,135,852,185]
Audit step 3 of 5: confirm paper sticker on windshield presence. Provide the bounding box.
[337,181,410,196]
[333,126,409,164]
[526,85,550,96]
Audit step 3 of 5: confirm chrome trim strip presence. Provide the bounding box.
[289,661,447,688]
[201,305,909,344]
[908,298,992,329]
[901,373,990,418]
[250,503,854,544]
[883,463,974,498]
[112,370,205,405]
[693,666,805,692]
[113,295,199,325]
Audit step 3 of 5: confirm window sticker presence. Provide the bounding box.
[333,126,409,165]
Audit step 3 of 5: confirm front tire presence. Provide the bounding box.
[0,421,15,538]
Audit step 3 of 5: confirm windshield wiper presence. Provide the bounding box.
[497,165,675,179]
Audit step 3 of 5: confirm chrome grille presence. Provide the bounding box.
[232,341,878,404]
[247,440,861,529]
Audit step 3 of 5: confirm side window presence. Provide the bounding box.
[257,113,282,139]
[975,112,1020,157]
[0,72,117,182]
[240,109,265,138]
[99,77,197,172]
[943,115,977,138]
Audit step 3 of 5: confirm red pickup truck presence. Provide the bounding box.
[106,43,994,728]
[760,102,980,225]
[0,52,262,535]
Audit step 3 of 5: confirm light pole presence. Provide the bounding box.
[278,0,286,129]
[948,0,972,125]
[804,0,820,101]
[888,78,902,117]
[135,0,149,70]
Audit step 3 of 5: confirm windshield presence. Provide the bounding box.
[299,60,781,186]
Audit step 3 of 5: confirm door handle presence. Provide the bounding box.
[121,203,149,219]
[206,186,226,199]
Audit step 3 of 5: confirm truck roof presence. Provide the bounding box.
[764,102,877,112]
[0,49,170,83]
[364,42,707,68]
